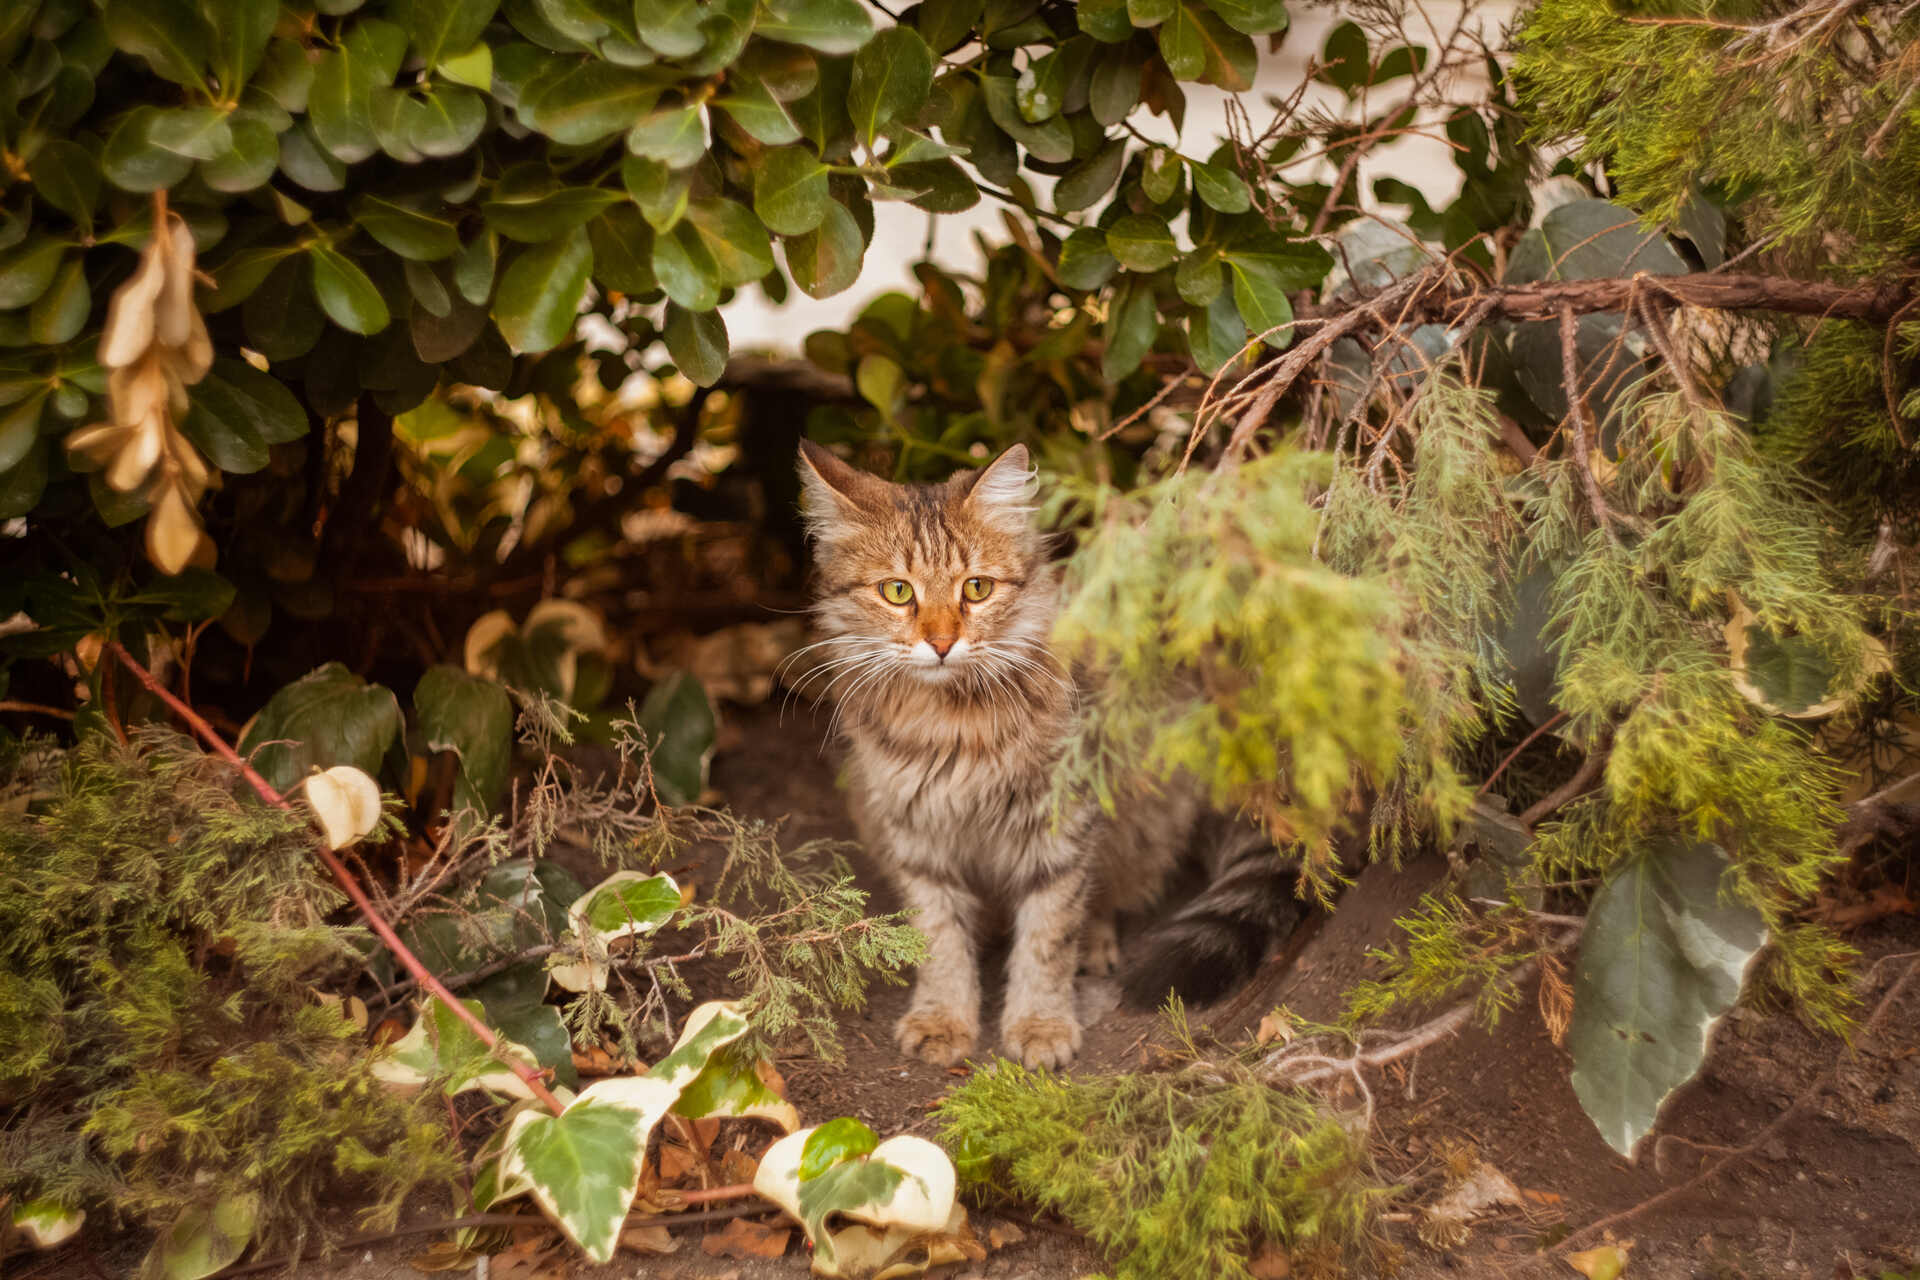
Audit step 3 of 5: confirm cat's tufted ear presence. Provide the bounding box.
[956,444,1037,530]
[796,439,890,541]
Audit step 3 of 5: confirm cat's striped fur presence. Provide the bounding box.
[795,440,1298,1067]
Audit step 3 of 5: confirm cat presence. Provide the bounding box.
[794,439,1301,1068]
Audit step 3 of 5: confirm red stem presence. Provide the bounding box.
[105,641,567,1116]
[677,1183,760,1205]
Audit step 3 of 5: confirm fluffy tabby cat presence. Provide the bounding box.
[796,440,1299,1068]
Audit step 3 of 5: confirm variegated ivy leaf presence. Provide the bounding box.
[485,1000,751,1262]
[11,1197,84,1250]
[154,1193,259,1280]
[496,1075,681,1264]
[549,869,682,993]
[755,1120,970,1277]
[369,996,543,1099]
[672,1042,801,1132]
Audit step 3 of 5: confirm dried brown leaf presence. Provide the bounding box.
[700,1217,791,1260]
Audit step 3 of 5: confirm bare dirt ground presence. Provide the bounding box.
[27,699,1920,1280]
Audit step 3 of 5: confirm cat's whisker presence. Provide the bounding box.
[779,644,891,724]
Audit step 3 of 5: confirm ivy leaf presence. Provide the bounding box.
[849,26,933,146]
[493,226,593,353]
[413,664,513,814]
[755,1124,964,1276]
[1568,837,1767,1157]
[496,1081,668,1264]
[308,246,392,334]
[637,669,717,805]
[238,662,403,793]
[673,1044,801,1131]
[155,1193,258,1280]
[664,303,729,387]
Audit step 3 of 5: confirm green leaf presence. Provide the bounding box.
[103,0,212,89]
[1175,247,1223,305]
[637,669,716,805]
[309,19,409,164]
[353,196,461,261]
[411,289,491,360]
[0,395,44,474]
[437,41,494,89]
[0,238,67,311]
[1088,43,1143,123]
[494,226,593,353]
[253,38,317,112]
[1101,277,1157,380]
[209,0,278,95]
[1201,0,1288,34]
[980,76,1073,162]
[1157,2,1204,78]
[1319,20,1369,93]
[1190,160,1251,213]
[1054,138,1126,213]
[579,870,682,939]
[755,146,834,236]
[652,221,722,310]
[1057,226,1119,290]
[482,184,624,242]
[714,74,802,146]
[28,258,89,346]
[199,113,279,193]
[686,198,775,286]
[918,0,983,53]
[757,0,876,55]
[404,85,489,156]
[0,437,48,520]
[238,662,404,793]
[1106,214,1178,272]
[754,1125,960,1274]
[524,62,664,145]
[155,1193,258,1280]
[646,1001,752,1087]
[1015,46,1069,124]
[634,0,706,57]
[623,154,692,232]
[454,230,499,305]
[897,160,979,213]
[30,140,103,229]
[1505,198,1688,284]
[308,246,392,334]
[673,1045,799,1131]
[801,1117,880,1180]
[278,122,348,192]
[1569,837,1768,1157]
[663,303,729,387]
[585,206,657,294]
[785,199,865,299]
[178,359,307,474]
[414,664,514,813]
[496,1079,672,1263]
[149,107,235,162]
[626,101,709,168]
[856,353,903,416]
[1186,287,1245,374]
[102,109,197,192]
[1128,0,1175,26]
[1077,0,1133,41]
[1189,5,1256,89]
[393,0,500,68]
[1140,146,1182,203]
[1226,254,1293,349]
[372,996,544,1099]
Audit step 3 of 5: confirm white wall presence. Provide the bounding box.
[725,3,1517,354]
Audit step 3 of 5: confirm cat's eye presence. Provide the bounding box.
[962,577,994,602]
[879,579,915,605]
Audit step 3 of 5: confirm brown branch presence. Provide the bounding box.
[1475,712,1570,800]
[104,641,567,1116]
[0,700,74,720]
[1519,744,1609,828]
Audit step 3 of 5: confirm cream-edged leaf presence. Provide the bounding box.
[300,763,383,849]
[11,1198,84,1250]
[548,870,681,993]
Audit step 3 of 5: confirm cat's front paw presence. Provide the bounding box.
[897,1009,977,1065]
[1003,1013,1081,1069]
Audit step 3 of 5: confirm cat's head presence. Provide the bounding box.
[795,440,1055,690]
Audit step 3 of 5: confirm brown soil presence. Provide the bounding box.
[26,701,1920,1280]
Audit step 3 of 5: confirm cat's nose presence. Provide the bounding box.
[925,635,956,658]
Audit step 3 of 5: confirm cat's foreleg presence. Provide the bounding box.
[1001,860,1089,1068]
[893,870,982,1066]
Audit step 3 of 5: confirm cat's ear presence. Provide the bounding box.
[957,444,1037,529]
[797,439,889,538]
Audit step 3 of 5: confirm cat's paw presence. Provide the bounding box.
[1003,1014,1082,1069]
[1079,918,1120,976]
[896,1009,977,1066]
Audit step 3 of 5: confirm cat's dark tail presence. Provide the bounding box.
[1119,824,1304,1009]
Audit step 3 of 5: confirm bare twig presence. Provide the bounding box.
[1558,303,1619,541]
[1518,744,1609,828]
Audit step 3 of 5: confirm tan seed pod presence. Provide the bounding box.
[98,230,169,370]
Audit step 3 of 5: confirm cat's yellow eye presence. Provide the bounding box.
[962,577,994,602]
[879,579,915,605]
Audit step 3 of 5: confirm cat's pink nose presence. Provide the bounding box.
[926,636,956,658]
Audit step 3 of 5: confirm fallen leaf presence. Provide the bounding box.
[407,1240,475,1272]
[1256,1009,1296,1047]
[1420,1159,1523,1248]
[719,1148,760,1185]
[1565,1243,1630,1279]
[986,1221,1025,1250]
[1522,1189,1565,1206]
[571,1044,643,1075]
[659,1142,700,1183]
[1249,1244,1292,1279]
[620,1223,679,1255]
[701,1217,791,1260]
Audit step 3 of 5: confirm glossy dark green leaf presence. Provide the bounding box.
[754,146,833,236]
[103,0,211,88]
[454,229,498,304]
[354,196,461,261]
[0,437,49,519]
[253,37,316,112]
[0,394,43,473]
[102,108,197,192]
[1016,45,1070,124]
[897,160,979,213]
[714,73,802,145]
[404,258,453,316]
[1320,20,1369,93]
[437,41,493,89]
[413,663,514,814]
[1140,146,1181,203]
[279,122,348,191]
[1101,276,1157,380]
[784,199,864,299]
[178,359,307,473]
[1225,253,1292,349]
[623,154,692,232]
[410,289,490,360]
[585,206,657,294]
[1157,2,1203,78]
[494,226,592,352]
[917,0,983,53]
[239,662,403,794]
[27,257,88,345]
[524,62,665,144]
[637,669,717,805]
[652,220,722,310]
[757,0,875,55]
[1077,0,1133,41]
[627,101,709,168]
[739,42,819,100]
[1127,0,1174,25]
[200,113,279,192]
[686,198,775,286]
[149,106,234,161]
[244,258,325,359]
[663,303,728,387]
[1054,138,1125,212]
[1106,213,1178,271]
[1089,43,1143,124]
[1191,5,1255,90]
[210,0,278,94]
[406,85,488,156]
[204,245,298,312]
[308,245,392,334]
[1186,287,1245,374]
[482,185,624,242]
[31,140,102,228]
[1505,198,1687,284]
[1057,226,1119,290]
[0,238,64,311]
[634,0,705,57]
[1175,246,1223,305]
[1190,160,1250,213]
[1200,0,1288,34]
[308,51,378,163]
[393,0,500,67]
[980,75,1073,163]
